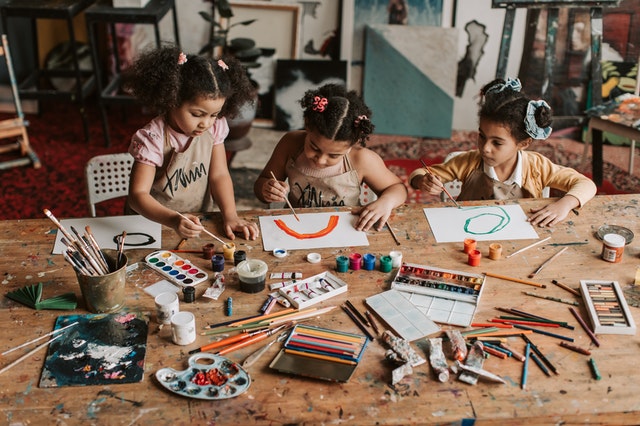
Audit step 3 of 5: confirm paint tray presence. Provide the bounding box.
[144,250,208,287]
[5,282,77,310]
[389,262,486,327]
[275,271,347,309]
[269,324,368,382]
[580,280,636,335]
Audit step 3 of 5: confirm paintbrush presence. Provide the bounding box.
[84,226,110,272]
[43,209,76,244]
[505,236,551,259]
[176,212,227,245]
[116,231,126,270]
[528,246,568,278]
[386,222,401,245]
[269,171,300,222]
[1,321,78,356]
[419,159,461,208]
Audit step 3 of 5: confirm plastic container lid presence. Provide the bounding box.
[306,253,321,264]
[603,233,625,248]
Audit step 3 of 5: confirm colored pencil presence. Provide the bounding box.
[568,306,600,347]
[270,171,300,221]
[550,279,581,297]
[230,308,296,326]
[500,342,526,362]
[365,311,381,335]
[498,315,569,327]
[189,332,254,354]
[420,159,461,208]
[528,247,568,278]
[0,333,64,376]
[522,291,579,306]
[284,348,357,365]
[216,324,288,356]
[490,318,561,328]
[529,352,551,376]
[521,334,558,375]
[341,305,375,340]
[345,300,370,327]
[505,236,552,259]
[521,342,530,389]
[268,306,336,326]
[512,324,574,342]
[484,272,546,288]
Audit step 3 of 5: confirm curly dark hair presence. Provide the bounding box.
[300,83,374,147]
[121,44,255,118]
[478,78,553,142]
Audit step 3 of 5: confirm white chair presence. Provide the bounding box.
[85,153,134,217]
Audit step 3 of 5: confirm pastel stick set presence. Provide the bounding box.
[579,280,636,335]
[145,250,208,287]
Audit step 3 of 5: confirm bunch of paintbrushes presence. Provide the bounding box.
[44,208,125,276]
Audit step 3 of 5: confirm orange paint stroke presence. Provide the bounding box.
[274,215,339,239]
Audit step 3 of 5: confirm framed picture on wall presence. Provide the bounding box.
[297,1,341,61]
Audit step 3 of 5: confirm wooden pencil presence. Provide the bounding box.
[484,272,546,288]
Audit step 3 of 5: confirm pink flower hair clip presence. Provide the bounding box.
[312,96,328,112]
[217,59,229,71]
[177,52,188,65]
[354,115,368,126]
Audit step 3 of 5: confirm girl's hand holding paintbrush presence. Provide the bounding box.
[263,172,291,205]
[413,170,447,196]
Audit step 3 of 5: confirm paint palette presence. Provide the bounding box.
[155,353,251,400]
[389,262,486,327]
[580,280,636,335]
[144,250,208,287]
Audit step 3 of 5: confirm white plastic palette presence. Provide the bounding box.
[145,250,208,287]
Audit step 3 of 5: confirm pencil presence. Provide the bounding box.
[559,341,591,356]
[528,247,568,278]
[521,342,530,389]
[512,324,574,342]
[505,236,552,259]
[365,311,381,335]
[550,279,581,297]
[529,352,551,376]
[484,272,546,288]
[521,334,558,375]
[345,300,370,327]
[522,291,579,306]
[386,223,401,246]
[568,306,600,347]
[419,159,461,208]
[341,305,375,340]
[284,348,357,365]
[269,171,300,222]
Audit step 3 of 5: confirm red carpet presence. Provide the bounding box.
[0,102,636,221]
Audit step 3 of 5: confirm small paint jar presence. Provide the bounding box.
[601,233,625,263]
[336,255,349,273]
[389,250,402,268]
[222,242,236,261]
[488,243,502,260]
[463,238,477,254]
[211,254,225,272]
[182,286,195,303]
[380,255,393,273]
[236,259,268,293]
[349,253,362,270]
[233,250,247,266]
[202,243,215,259]
[362,253,376,271]
[468,249,481,266]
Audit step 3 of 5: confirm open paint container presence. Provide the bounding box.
[236,259,268,293]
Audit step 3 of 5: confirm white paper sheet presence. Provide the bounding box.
[52,215,162,254]
[423,204,539,243]
[259,211,369,251]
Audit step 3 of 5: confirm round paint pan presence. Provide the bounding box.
[596,224,634,245]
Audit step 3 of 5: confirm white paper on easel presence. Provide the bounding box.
[258,211,369,251]
[424,204,539,243]
[52,215,162,254]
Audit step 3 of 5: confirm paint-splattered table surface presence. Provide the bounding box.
[1,195,640,425]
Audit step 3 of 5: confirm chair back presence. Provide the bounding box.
[85,153,133,216]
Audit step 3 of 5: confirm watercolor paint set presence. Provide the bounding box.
[389,262,486,327]
[579,280,636,335]
[144,250,209,287]
[269,324,369,382]
[272,271,348,309]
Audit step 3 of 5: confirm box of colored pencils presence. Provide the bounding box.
[274,271,348,309]
[579,280,636,335]
[269,324,369,382]
[390,262,486,327]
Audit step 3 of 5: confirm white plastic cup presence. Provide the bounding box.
[389,250,403,268]
[155,291,179,325]
[171,311,196,345]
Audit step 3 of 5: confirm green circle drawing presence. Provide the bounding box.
[463,206,511,235]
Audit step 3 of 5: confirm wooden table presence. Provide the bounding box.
[1,195,640,425]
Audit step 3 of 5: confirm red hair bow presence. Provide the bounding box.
[312,96,328,112]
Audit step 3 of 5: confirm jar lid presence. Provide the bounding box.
[273,248,287,258]
[306,253,321,263]
[603,233,626,248]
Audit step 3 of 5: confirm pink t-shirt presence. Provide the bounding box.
[128,116,229,167]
